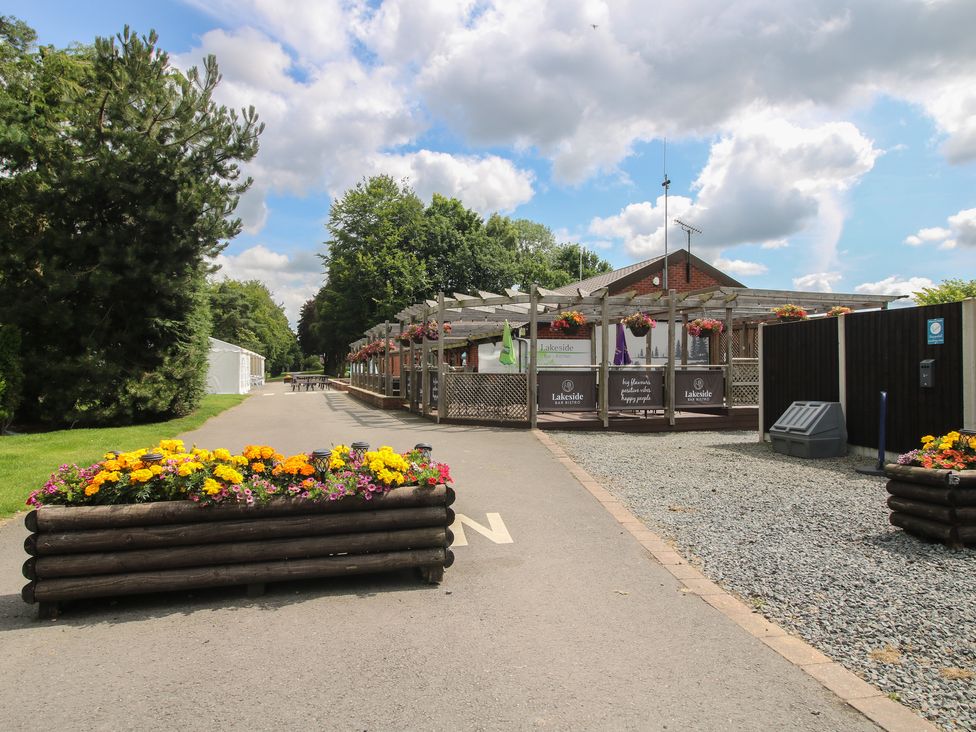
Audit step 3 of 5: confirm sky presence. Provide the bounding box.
[10,0,976,324]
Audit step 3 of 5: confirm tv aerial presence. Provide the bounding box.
[674,218,701,284]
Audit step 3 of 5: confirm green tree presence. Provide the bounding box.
[314,176,427,370]
[418,194,515,293]
[913,278,976,305]
[209,280,300,376]
[0,21,262,426]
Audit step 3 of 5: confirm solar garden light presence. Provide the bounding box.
[414,442,432,458]
[350,441,370,460]
[142,452,164,465]
[311,449,331,476]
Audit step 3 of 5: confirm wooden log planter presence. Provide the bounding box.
[884,464,976,547]
[22,484,455,618]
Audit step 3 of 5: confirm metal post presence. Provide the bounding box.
[837,314,847,419]
[963,298,976,430]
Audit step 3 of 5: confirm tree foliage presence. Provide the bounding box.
[209,279,300,376]
[912,279,976,305]
[299,176,612,370]
[0,20,262,426]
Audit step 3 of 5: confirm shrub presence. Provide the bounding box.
[0,325,23,431]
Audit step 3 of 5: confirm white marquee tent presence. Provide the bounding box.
[206,337,265,394]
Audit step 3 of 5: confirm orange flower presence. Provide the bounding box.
[251,462,266,473]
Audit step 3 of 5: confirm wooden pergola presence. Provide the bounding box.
[348,285,904,428]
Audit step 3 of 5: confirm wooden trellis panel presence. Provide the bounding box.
[730,358,760,406]
[444,373,528,422]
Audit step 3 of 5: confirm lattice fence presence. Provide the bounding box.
[720,328,759,359]
[730,358,760,406]
[444,373,528,422]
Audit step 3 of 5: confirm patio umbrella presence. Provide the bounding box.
[499,320,516,366]
[614,322,632,365]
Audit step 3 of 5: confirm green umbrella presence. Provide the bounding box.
[499,320,516,366]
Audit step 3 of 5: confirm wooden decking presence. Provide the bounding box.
[537,407,758,433]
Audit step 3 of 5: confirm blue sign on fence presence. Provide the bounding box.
[927,318,944,345]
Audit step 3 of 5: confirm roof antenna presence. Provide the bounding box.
[662,139,671,291]
[674,218,701,284]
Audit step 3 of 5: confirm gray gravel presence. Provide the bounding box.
[550,429,976,731]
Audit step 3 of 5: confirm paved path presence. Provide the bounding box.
[0,384,879,730]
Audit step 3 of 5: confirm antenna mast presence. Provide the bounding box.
[662,140,671,291]
[674,218,701,284]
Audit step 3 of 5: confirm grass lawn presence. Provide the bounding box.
[0,394,249,518]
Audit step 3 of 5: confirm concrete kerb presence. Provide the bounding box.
[530,429,939,732]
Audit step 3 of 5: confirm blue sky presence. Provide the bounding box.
[11,0,976,323]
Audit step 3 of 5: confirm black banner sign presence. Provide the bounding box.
[608,371,664,410]
[538,371,597,412]
[674,371,725,407]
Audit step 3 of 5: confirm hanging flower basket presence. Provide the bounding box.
[687,318,723,338]
[826,306,852,317]
[551,310,586,335]
[772,304,808,322]
[622,312,656,337]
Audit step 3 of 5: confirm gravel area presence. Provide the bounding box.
[550,429,976,731]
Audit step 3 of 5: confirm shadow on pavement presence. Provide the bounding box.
[0,569,440,631]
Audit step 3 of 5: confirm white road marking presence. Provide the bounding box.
[451,513,513,547]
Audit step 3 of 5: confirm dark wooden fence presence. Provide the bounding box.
[762,303,964,454]
[762,317,839,433]
[845,303,962,453]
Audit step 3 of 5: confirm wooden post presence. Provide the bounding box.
[963,298,976,430]
[398,320,405,399]
[421,308,430,416]
[409,316,416,408]
[837,313,847,420]
[758,322,765,443]
[725,306,734,408]
[437,292,446,423]
[601,289,609,428]
[529,284,538,428]
[590,324,597,366]
[384,321,391,397]
[667,290,676,426]
[681,313,689,365]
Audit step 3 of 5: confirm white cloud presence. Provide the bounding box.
[362,151,535,214]
[904,207,976,250]
[587,118,878,268]
[211,245,323,326]
[713,258,769,276]
[793,272,842,292]
[855,276,935,298]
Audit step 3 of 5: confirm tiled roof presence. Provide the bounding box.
[553,255,665,295]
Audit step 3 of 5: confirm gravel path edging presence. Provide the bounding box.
[532,429,939,732]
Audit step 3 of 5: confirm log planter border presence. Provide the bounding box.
[884,464,976,547]
[22,484,455,618]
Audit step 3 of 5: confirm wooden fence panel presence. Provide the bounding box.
[762,318,839,432]
[845,303,962,453]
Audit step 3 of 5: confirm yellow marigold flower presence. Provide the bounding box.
[921,435,935,444]
[192,448,212,461]
[130,468,154,483]
[85,483,101,496]
[177,465,192,477]
[149,464,164,475]
[233,455,248,466]
[251,462,266,473]
[260,446,275,460]
[969,437,976,450]
[159,439,185,453]
[328,457,345,470]
[213,448,232,461]
[203,478,221,495]
[213,465,244,484]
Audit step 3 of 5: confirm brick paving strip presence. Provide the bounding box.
[533,429,939,732]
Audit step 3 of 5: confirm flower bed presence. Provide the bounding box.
[886,431,976,546]
[22,441,455,617]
